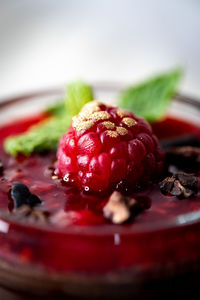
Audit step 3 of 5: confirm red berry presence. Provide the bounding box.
[109,142,128,159]
[77,155,90,171]
[100,130,120,150]
[110,158,126,182]
[89,153,111,175]
[56,101,164,192]
[137,133,155,152]
[128,139,146,162]
[78,132,101,156]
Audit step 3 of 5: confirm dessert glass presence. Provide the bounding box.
[0,85,200,299]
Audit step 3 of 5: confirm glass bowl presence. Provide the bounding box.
[0,85,200,299]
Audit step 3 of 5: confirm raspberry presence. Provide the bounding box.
[56,101,164,192]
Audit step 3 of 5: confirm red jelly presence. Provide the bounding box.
[0,92,199,299]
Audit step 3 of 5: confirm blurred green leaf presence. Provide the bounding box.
[118,68,183,122]
[4,80,94,156]
[65,80,94,116]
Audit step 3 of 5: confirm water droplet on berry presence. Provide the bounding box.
[63,173,76,184]
[63,174,70,182]
[84,186,90,192]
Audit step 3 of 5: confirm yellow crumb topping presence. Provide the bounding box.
[122,117,137,127]
[116,126,128,135]
[102,121,115,130]
[106,130,119,138]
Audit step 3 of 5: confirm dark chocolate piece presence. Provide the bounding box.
[159,172,198,199]
[10,182,41,209]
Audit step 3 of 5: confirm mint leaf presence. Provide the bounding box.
[4,81,94,156]
[4,117,70,156]
[118,69,182,122]
[46,101,66,116]
[65,80,94,116]
[46,81,93,117]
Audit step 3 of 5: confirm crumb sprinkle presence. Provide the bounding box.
[116,126,128,136]
[102,121,115,130]
[116,109,127,118]
[122,117,137,127]
[73,120,94,131]
[106,130,119,138]
[89,111,110,121]
[81,101,101,113]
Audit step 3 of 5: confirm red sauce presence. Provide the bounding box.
[151,116,200,139]
[0,115,200,273]
[0,115,200,227]
[0,113,48,141]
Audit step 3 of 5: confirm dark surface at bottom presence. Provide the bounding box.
[1,267,200,300]
[0,284,199,300]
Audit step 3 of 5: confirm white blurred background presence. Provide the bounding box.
[0,0,200,99]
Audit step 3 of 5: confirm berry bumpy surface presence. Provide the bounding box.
[56,101,164,192]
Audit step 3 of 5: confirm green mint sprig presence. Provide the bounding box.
[65,80,94,116]
[4,81,94,156]
[118,68,182,122]
[4,117,70,156]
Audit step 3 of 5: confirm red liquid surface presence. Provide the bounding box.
[0,115,200,273]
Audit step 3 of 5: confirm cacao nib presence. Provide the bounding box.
[10,182,41,209]
[159,173,198,199]
[12,205,49,223]
[103,191,151,224]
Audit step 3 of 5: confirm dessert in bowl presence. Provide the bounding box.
[0,77,200,299]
